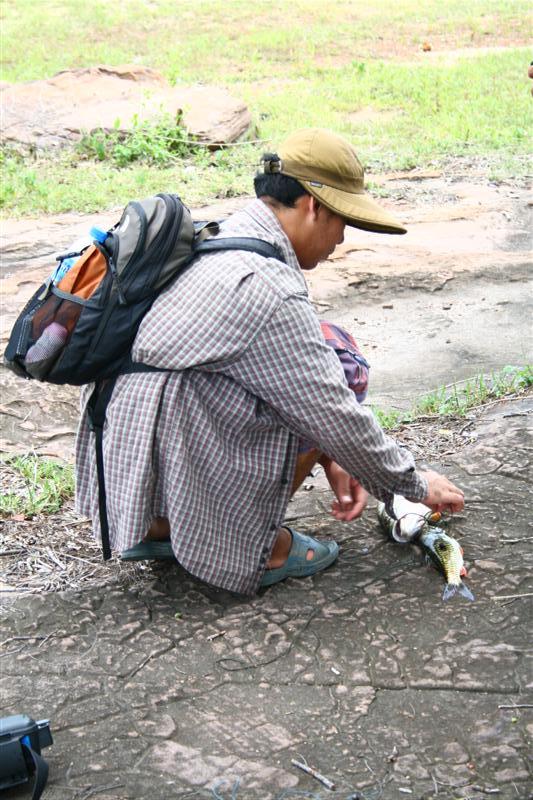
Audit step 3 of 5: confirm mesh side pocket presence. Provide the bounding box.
[31,295,84,340]
[24,294,89,380]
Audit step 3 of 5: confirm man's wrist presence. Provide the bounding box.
[400,470,429,502]
[413,470,430,502]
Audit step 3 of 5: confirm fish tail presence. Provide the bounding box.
[442,583,458,602]
[442,582,475,602]
[458,582,475,602]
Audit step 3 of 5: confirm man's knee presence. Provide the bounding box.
[320,320,370,402]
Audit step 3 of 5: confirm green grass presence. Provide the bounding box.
[373,365,533,430]
[2,1,531,84]
[0,455,75,517]
[1,1,532,215]
[0,143,259,214]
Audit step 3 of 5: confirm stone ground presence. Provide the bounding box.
[1,170,532,799]
[1,171,531,461]
[1,396,532,800]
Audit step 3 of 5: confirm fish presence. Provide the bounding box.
[377,497,475,602]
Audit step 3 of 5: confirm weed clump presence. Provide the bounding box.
[372,365,532,430]
[1,455,75,517]
[77,112,196,167]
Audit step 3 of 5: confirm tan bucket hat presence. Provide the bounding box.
[264,128,406,235]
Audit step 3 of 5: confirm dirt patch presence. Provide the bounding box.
[309,28,529,66]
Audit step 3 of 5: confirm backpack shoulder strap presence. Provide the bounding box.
[194,236,286,263]
[23,742,49,800]
[87,380,118,561]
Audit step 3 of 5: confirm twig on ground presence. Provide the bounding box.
[459,419,476,435]
[46,547,66,570]
[498,704,533,709]
[38,632,57,648]
[124,645,177,680]
[0,634,48,648]
[491,593,533,601]
[74,781,125,799]
[502,537,533,544]
[433,776,470,788]
[291,758,336,790]
[58,552,100,565]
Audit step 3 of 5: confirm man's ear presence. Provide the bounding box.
[296,193,320,219]
[310,196,322,219]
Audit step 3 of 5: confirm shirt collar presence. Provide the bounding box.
[239,199,301,271]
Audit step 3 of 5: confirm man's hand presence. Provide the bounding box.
[321,457,369,521]
[415,469,465,514]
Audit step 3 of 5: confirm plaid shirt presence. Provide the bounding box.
[76,199,427,594]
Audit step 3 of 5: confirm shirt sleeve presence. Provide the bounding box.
[221,294,428,504]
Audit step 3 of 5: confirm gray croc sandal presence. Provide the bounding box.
[260,527,339,587]
[120,541,175,561]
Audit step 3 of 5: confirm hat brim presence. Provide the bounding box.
[301,181,407,234]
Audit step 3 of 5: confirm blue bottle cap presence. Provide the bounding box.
[90,226,107,243]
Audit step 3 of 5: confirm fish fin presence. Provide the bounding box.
[458,582,475,602]
[442,584,457,602]
[460,565,467,577]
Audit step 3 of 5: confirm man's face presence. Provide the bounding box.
[298,200,346,270]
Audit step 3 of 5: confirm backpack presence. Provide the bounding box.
[4,192,285,559]
[4,193,283,384]
[0,715,53,800]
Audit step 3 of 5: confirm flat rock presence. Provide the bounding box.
[1,397,532,799]
[1,65,252,149]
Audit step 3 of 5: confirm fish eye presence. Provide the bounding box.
[436,541,447,552]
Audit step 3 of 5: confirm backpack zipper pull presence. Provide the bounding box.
[108,258,127,305]
[37,276,54,301]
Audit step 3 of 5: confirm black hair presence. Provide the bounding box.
[254,166,309,208]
